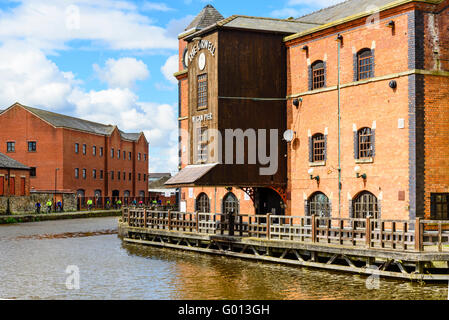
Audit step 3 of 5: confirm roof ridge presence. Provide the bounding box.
[21,105,114,129]
[229,14,322,24]
[295,0,353,21]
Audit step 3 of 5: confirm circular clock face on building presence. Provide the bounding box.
[182,48,189,69]
[198,52,206,71]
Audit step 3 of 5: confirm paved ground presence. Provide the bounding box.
[0,210,122,224]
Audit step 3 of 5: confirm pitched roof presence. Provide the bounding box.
[2,103,143,142]
[149,173,172,179]
[220,16,318,34]
[185,4,224,31]
[294,0,402,24]
[0,152,30,170]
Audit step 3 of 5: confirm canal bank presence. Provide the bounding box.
[0,209,121,224]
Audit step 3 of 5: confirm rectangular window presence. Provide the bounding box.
[111,148,114,158]
[197,74,208,109]
[7,142,15,152]
[118,150,121,159]
[129,152,131,160]
[93,146,97,156]
[82,169,86,179]
[197,127,208,164]
[431,194,449,220]
[100,170,103,179]
[143,174,146,182]
[75,143,79,154]
[111,171,114,180]
[123,151,126,160]
[138,153,141,161]
[118,171,121,180]
[129,173,132,181]
[93,169,97,179]
[312,134,326,162]
[30,167,37,177]
[144,154,147,161]
[28,141,37,152]
[123,172,126,180]
[312,62,325,89]
[75,168,79,179]
[100,147,103,157]
[358,128,373,159]
[82,144,87,155]
[138,173,141,181]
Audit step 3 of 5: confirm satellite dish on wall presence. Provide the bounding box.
[283,130,295,142]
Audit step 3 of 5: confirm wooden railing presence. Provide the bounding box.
[121,208,449,253]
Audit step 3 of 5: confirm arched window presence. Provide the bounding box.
[357,49,374,80]
[196,193,210,213]
[223,192,239,214]
[357,127,374,159]
[312,60,325,89]
[77,189,85,205]
[307,192,331,217]
[352,191,379,228]
[311,133,326,162]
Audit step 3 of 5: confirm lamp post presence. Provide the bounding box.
[54,168,59,212]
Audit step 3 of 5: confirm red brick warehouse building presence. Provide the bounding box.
[167,0,449,221]
[0,152,30,197]
[0,103,149,204]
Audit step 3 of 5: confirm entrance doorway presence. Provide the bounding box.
[255,188,285,216]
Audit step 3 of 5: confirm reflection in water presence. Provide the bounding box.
[0,217,447,300]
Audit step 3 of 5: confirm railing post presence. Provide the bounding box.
[415,218,422,252]
[168,210,172,231]
[127,208,130,226]
[143,208,147,229]
[311,215,317,243]
[366,217,371,248]
[266,214,271,240]
[196,212,199,233]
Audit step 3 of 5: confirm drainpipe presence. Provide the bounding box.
[337,34,343,218]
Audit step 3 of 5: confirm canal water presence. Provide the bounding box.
[0,217,447,300]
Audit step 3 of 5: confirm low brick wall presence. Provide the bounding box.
[0,192,77,215]
[0,210,122,224]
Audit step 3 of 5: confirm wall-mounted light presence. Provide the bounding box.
[293,97,302,108]
[389,80,397,89]
[386,20,395,28]
[301,45,309,52]
[308,168,320,183]
[354,166,367,180]
[335,34,343,43]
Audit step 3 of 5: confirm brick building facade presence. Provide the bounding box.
[169,0,449,220]
[0,152,30,197]
[0,103,149,201]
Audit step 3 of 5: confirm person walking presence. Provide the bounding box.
[46,200,52,214]
[87,199,93,211]
[116,199,122,209]
[35,201,41,214]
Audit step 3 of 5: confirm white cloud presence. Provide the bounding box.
[161,55,179,85]
[142,2,174,12]
[166,15,195,37]
[94,57,150,89]
[0,42,78,110]
[0,0,177,52]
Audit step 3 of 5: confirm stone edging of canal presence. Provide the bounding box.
[0,210,122,225]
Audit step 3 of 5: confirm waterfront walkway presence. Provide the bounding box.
[0,209,121,224]
[119,207,449,281]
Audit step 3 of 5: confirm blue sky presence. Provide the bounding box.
[0,0,342,173]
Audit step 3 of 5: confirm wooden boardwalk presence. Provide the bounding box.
[119,208,449,281]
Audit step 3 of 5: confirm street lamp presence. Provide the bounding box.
[54,168,59,212]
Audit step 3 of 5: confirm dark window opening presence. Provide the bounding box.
[357,49,374,80]
[312,133,325,162]
[28,141,36,152]
[312,61,325,89]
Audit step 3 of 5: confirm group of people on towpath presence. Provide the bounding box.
[35,200,63,214]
